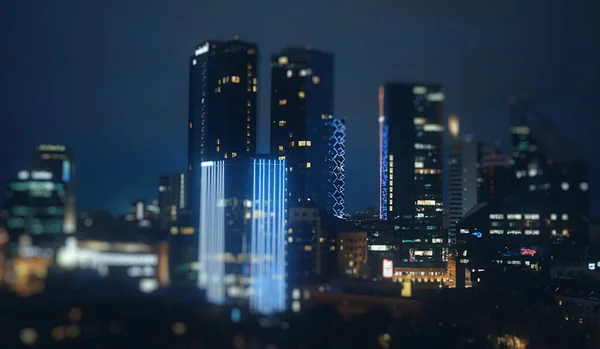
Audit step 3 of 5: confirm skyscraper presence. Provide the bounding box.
[158,173,185,229]
[270,47,344,217]
[30,144,76,234]
[448,115,478,245]
[197,157,287,314]
[187,38,259,228]
[378,83,446,264]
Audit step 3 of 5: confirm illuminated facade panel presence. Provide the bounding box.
[197,158,287,314]
[250,159,287,314]
[198,160,226,305]
[330,118,346,218]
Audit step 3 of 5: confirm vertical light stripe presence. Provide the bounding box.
[198,160,225,305]
[250,159,287,314]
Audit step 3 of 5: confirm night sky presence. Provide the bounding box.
[1,0,599,215]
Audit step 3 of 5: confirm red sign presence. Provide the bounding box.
[520,248,536,256]
[383,259,394,278]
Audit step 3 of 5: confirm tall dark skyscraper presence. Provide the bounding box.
[187,38,259,227]
[270,47,344,217]
[378,83,446,264]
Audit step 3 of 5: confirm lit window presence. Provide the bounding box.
[312,76,320,84]
[216,146,220,152]
[562,214,568,221]
[580,182,589,191]
[290,141,295,147]
[278,145,284,151]
[253,78,257,84]
[550,213,557,220]
[278,56,288,65]
[286,70,293,78]
[232,152,237,158]
[279,99,287,106]
[561,182,569,191]
[299,69,312,76]
[192,59,197,66]
[306,162,311,168]
[298,91,305,98]
[489,214,504,220]
[278,156,286,160]
[507,214,522,220]
[278,120,286,126]
[217,139,220,145]
[252,86,257,92]
[189,122,192,128]
[298,141,306,146]
[306,141,311,146]
[247,64,252,69]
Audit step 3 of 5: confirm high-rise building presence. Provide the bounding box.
[30,144,76,234]
[476,144,512,203]
[187,38,259,229]
[4,169,70,244]
[378,83,446,264]
[270,47,344,217]
[197,157,287,315]
[158,173,185,229]
[448,115,478,245]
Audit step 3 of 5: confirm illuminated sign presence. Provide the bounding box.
[30,171,53,180]
[383,259,394,278]
[588,263,596,271]
[194,43,209,56]
[472,231,482,238]
[57,238,158,270]
[520,247,537,256]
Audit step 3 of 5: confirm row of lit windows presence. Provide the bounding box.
[415,169,442,175]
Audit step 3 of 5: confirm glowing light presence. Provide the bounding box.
[378,86,388,219]
[520,248,536,256]
[62,160,70,182]
[382,259,393,278]
[31,171,52,180]
[448,114,459,138]
[330,118,346,218]
[250,159,287,315]
[198,160,226,305]
[194,42,209,56]
[17,171,29,180]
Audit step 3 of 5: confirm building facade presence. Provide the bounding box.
[197,158,287,315]
[30,144,76,234]
[378,83,446,264]
[158,173,186,229]
[269,47,344,217]
[448,116,478,245]
[187,38,259,230]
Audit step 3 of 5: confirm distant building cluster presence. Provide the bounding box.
[0,37,594,320]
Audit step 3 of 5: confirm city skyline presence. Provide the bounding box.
[1,0,598,215]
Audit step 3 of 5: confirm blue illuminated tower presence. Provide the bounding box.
[197,157,287,314]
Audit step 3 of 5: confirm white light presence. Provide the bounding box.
[561,182,569,191]
[139,279,158,293]
[291,301,301,313]
[378,116,385,123]
[292,289,301,300]
[426,92,445,102]
[30,170,53,180]
[413,86,427,95]
[198,160,226,304]
[250,159,287,315]
[159,185,165,192]
[589,263,596,271]
[382,259,393,278]
[286,70,293,78]
[423,124,444,132]
[17,171,29,180]
[580,182,588,192]
[192,59,197,66]
[194,43,209,56]
[528,169,538,177]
